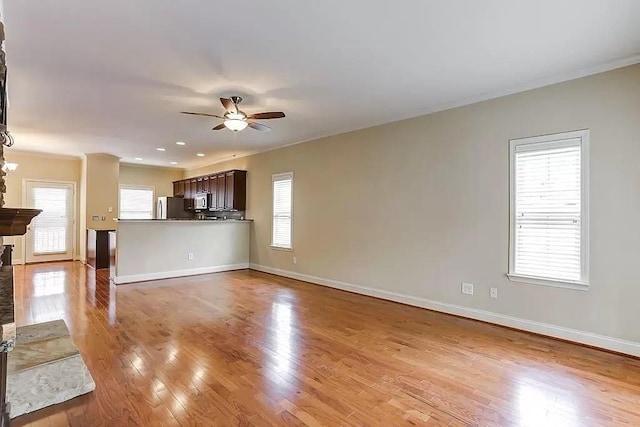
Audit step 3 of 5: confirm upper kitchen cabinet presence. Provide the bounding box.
[173,169,247,211]
[216,173,226,209]
[183,179,194,210]
[224,170,247,211]
[202,176,210,193]
[183,178,197,210]
[209,175,218,206]
[172,180,185,197]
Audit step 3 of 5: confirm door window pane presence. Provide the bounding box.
[32,187,68,254]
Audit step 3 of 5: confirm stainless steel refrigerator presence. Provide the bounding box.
[156,197,191,219]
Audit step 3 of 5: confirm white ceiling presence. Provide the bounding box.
[3,0,640,169]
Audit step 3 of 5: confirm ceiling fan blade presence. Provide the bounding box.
[212,124,226,130]
[248,122,271,132]
[220,98,237,114]
[181,111,224,118]
[247,112,285,120]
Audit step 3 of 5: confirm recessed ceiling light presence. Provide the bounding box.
[156,148,166,152]
[170,161,178,165]
[196,153,205,157]
[176,141,186,146]
[134,157,143,161]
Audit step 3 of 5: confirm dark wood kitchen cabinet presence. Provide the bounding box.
[173,169,247,211]
[209,175,218,208]
[225,170,247,210]
[189,179,197,209]
[216,174,226,209]
[173,181,185,197]
[183,179,194,210]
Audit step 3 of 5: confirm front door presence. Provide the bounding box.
[25,181,75,263]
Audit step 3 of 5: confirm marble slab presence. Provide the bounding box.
[8,335,79,373]
[7,319,96,418]
[15,319,69,345]
[8,354,95,418]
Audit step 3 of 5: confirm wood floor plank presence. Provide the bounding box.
[8,261,640,426]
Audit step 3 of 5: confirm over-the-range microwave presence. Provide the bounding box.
[194,193,208,210]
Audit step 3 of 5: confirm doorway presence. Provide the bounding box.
[24,181,75,263]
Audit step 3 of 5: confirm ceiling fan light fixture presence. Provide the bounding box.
[181,96,284,133]
[224,119,248,131]
[225,112,244,120]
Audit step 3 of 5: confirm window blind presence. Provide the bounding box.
[120,187,154,219]
[272,173,293,248]
[513,140,582,282]
[32,187,68,254]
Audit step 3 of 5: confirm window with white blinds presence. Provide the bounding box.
[32,187,69,254]
[509,130,589,289]
[272,172,293,249]
[119,186,154,219]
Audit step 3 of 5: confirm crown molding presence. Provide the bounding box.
[119,161,185,171]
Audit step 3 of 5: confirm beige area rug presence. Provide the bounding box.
[7,319,96,418]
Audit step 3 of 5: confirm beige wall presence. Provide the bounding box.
[116,221,249,283]
[3,151,82,262]
[119,164,183,217]
[84,153,120,231]
[187,64,640,346]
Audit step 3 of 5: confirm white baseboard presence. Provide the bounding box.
[114,263,250,285]
[249,263,640,358]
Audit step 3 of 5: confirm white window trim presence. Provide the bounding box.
[270,172,293,250]
[119,184,155,219]
[508,129,590,291]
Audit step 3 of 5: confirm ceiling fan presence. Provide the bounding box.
[181,96,285,132]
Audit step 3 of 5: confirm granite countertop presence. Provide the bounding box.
[0,265,15,353]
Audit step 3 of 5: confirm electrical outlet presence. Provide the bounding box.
[293,256,297,265]
[462,282,474,295]
[490,287,498,299]
[108,206,113,213]
[188,252,194,260]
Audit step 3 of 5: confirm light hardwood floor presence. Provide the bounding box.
[11,261,640,426]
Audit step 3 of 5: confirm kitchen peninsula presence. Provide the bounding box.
[112,168,252,284]
[113,219,251,284]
